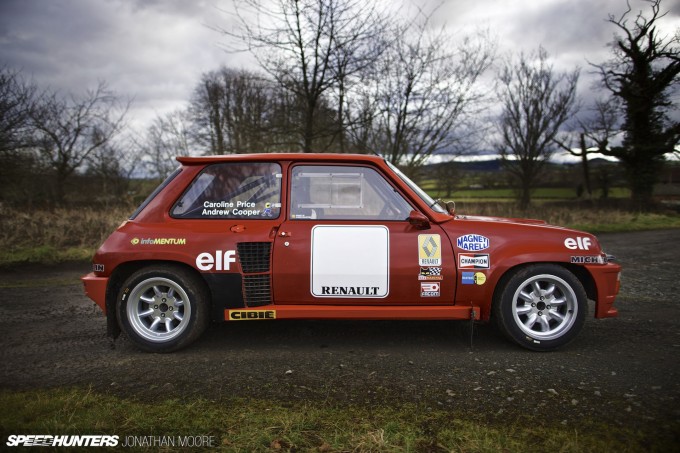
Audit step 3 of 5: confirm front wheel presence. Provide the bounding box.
[493,264,587,351]
[117,265,209,352]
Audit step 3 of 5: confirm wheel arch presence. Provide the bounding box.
[491,261,596,319]
[105,260,223,340]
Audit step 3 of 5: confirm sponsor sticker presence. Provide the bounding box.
[131,237,186,245]
[462,272,486,285]
[419,267,443,281]
[196,250,237,271]
[418,234,441,266]
[228,310,276,320]
[564,237,592,250]
[570,255,605,264]
[320,286,380,296]
[458,253,490,269]
[93,263,105,272]
[420,282,440,297]
[456,234,490,251]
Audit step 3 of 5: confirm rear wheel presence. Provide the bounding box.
[493,264,587,351]
[117,265,209,352]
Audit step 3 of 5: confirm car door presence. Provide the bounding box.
[272,163,455,306]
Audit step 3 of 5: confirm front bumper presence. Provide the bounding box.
[587,263,621,318]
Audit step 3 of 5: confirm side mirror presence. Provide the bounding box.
[408,210,431,230]
[445,201,456,216]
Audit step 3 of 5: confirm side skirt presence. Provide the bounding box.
[224,305,480,321]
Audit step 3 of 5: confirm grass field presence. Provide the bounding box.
[0,388,664,452]
[426,186,632,200]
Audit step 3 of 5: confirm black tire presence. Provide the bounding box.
[493,264,587,351]
[117,265,210,353]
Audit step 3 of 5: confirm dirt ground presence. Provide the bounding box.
[1,230,678,441]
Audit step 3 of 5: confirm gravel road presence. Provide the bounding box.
[1,229,678,441]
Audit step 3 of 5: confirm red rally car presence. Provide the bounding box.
[82,153,620,352]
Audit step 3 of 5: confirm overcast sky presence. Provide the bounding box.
[1,0,679,136]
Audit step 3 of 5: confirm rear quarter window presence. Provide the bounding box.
[171,162,282,219]
[129,168,182,220]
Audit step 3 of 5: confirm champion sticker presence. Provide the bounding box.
[458,253,490,269]
[418,234,441,266]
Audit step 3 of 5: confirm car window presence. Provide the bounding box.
[171,163,282,219]
[386,160,446,214]
[290,165,412,220]
[130,167,182,220]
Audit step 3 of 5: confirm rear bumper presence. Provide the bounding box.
[82,273,108,313]
[587,263,621,318]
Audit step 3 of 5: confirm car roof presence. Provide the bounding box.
[176,153,387,166]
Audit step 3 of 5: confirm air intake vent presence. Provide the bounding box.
[242,275,271,307]
[237,242,271,273]
[237,242,272,307]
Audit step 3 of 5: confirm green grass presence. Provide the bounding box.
[0,388,668,452]
[427,187,632,200]
[0,276,81,289]
[0,245,93,268]
[568,212,680,233]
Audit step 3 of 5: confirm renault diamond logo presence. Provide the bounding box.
[418,234,441,266]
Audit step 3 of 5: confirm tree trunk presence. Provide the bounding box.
[625,158,661,209]
[579,134,592,198]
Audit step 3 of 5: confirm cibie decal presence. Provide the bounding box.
[462,272,487,285]
[419,267,443,281]
[456,234,490,251]
[458,253,490,269]
[420,282,440,297]
[196,250,237,271]
[228,310,276,320]
[418,234,441,266]
[564,237,592,250]
[571,255,605,264]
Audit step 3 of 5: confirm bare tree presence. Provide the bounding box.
[349,10,494,173]
[497,47,579,210]
[555,97,622,197]
[144,109,193,179]
[0,67,42,204]
[225,0,386,153]
[592,0,679,205]
[190,67,297,154]
[30,81,129,204]
[434,161,459,198]
[0,66,38,154]
[85,142,133,204]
